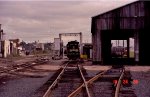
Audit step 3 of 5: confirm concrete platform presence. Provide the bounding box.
[33,65,61,71]
[125,66,150,72]
[83,65,111,71]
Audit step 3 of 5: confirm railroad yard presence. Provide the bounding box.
[0,55,149,97]
[1,0,150,97]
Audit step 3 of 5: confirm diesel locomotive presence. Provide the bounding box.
[66,40,80,60]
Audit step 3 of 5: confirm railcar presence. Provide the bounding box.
[66,40,80,60]
[111,46,127,57]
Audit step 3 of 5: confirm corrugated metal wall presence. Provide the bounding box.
[94,1,145,30]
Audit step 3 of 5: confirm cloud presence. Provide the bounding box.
[0,0,137,43]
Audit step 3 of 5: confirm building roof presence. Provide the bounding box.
[92,0,141,18]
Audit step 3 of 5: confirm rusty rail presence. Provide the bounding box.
[115,68,125,97]
[43,61,70,97]
[0,57,49,74]
[78,64,91,97]
[68,68,109,97]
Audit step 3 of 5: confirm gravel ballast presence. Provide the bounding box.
[0,73,54,97]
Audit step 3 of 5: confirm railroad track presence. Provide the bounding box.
[0,56,49,74]
[67,67,109,97]
[43,60,87,97]
[43,63,136,97]
[68,66,136,97]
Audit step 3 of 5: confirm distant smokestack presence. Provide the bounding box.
[0,24,1,30]
[0,24,4,41]
[0,24,2,40]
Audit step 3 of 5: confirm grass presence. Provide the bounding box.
[130,51,134,58]
[122,51,134,58]
[6,54,23,60]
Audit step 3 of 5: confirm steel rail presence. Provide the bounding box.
[0,63,35,74]
[68,68,109,97]
[0,57,49,74]
[115,68,125,97]
[78,64,91,97]
[43,61,70,97]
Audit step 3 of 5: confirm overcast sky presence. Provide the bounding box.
[0,0,137,43]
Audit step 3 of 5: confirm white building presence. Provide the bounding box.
[1,40,10,58]
[54,38,61,56]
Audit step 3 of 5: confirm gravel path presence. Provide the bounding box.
[131,71,150,97]
[0,72,54,97]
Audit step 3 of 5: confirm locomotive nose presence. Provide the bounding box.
[66,41,80,60]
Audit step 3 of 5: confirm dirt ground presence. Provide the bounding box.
[0,57,150,97]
